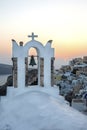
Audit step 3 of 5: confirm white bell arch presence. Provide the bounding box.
[12,33,55,88]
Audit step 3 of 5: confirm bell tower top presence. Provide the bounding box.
[28,32,38,41]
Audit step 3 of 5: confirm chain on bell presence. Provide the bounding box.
[29,55,36,66]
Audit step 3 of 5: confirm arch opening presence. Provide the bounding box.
[25,47,40,86]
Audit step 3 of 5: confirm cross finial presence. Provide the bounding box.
[28,32,38,40]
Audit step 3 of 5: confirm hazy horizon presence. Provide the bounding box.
[0,56,80,69]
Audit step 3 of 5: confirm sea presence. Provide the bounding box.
[0,74,10,86]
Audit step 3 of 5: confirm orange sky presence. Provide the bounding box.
[0,0,87,68]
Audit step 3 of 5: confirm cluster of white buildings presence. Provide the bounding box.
[54,57,87,112]
[55,57,87,99]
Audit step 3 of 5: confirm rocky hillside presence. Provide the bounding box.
[0,69,38,96]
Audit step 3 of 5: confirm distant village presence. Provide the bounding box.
[54,56,87,110]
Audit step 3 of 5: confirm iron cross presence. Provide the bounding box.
[28,32,38,40]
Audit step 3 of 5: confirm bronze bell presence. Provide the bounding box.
[29,55,36,66]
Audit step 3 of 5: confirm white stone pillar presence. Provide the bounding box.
[17,57,25,88]
[44,57,51,87]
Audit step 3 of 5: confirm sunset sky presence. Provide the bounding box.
[0,0,87,68]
